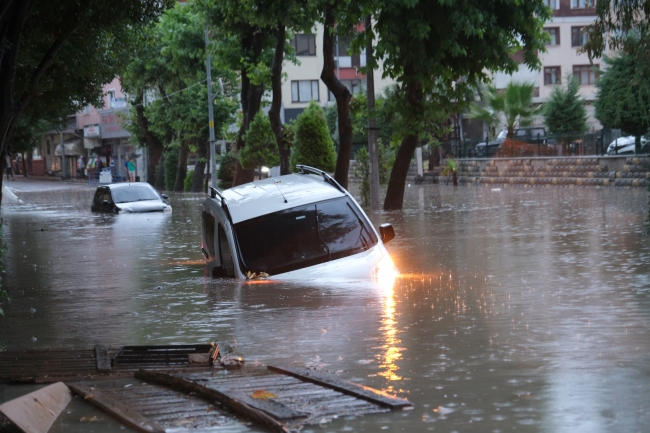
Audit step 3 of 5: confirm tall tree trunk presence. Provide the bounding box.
[383,70,422,210]
[232,29,264,187]
[192,140,208,192]
[269,22,289,175]
[321,2,352,188]
[134,92,164,186]
[173,138,189,192]
[365,15,380,211]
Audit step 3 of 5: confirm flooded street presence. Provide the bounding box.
[1,180,649,432]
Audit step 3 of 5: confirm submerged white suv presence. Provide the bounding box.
[200,165,397,280]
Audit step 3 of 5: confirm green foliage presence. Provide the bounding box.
[184,170,194,192]
[290,101,337,173]
[468,82,541,137]
[595,48,650,135]
[217,152,238,189]
[1,0,172,154]
[543,74,588,142]
[164,146,179,191]
[378,140,394,185]
[8,115,53,156]
[440,158,458,176]
[354,147,370,207]
[239,112,280,170]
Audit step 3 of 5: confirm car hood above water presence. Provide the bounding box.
[115,200,171,213]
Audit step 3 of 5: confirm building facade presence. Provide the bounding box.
[492,0,602,131]
[281,23,394,123]
[38,78,147,182]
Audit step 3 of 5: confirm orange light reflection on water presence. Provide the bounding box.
[376,274,402,386]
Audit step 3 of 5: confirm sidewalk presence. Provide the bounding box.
[3,175,91,192]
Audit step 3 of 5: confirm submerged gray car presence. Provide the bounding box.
[91,183,171,213]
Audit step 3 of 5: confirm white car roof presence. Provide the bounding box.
[222,173,346,224]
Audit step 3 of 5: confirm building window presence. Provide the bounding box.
[545,27,560,45]
[83,105,91,114]
[544,67,561,85]
[571,0,594,8]
[328,79,366,101]
[544,0,559,9]
[290,34,316,56]
[571,27,587,47]
[573,65,599,85]
[291,80,319,102]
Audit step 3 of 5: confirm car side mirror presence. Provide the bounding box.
[161,194,169,199]
[379,223,395,244]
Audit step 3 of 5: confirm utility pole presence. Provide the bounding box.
[365,16,380,212]
[205,28,217,189]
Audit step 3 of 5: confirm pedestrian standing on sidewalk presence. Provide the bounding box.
[126,158,136,182]
[4,152,14,180]
[77,155,85,180]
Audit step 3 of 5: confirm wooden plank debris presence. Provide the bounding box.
[68,384,165,433]
[112,344,213,366]
[267,365,413,410]
[136,370,291,433]
[95,345,111,373]
[0,382,72,433]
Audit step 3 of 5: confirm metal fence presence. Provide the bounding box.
[433,129,649,160]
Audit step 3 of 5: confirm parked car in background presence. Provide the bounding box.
[606,136,649,155]
[200,165,398,280]
[91,183,171,213]
[475,127,551,157]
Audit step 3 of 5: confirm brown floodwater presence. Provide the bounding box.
[0,180,649,433]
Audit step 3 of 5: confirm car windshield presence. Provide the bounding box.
[111,185,160,203]
[496,130,508,140]
[233,197,378,275]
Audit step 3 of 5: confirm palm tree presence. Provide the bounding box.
[468,81,540,139]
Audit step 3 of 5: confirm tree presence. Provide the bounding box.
[0,0,170,174]
[290,101,337,172]
[240,111,280,178]
[371,0,550,210]
[122,3,237,191]
[594,49,650,136]
[543,74,588,142]
[469,82,541,138]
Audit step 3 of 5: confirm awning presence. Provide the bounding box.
[54,139,85,157]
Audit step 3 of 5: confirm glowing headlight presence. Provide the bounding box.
[374,255,399,281]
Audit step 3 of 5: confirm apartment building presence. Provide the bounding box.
[492,0,602,130]
[282,23,394,123]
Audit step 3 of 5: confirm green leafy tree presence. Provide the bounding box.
[469,82,541,138]
[164,145,179,191]
[217,152,238,189]
[0,1,170,185]
[440,158,458,186]
[595,50,650,136]
[543,74,588,143]
[290,101,337,173]
[369,0,550,210]
[240,112,280,178]
[184,170,195,192]
[354,147,370,207]
[122,3,237,191]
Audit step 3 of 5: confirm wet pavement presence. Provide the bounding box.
[1,179,649,432]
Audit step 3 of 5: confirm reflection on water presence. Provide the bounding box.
[1,184,649,432]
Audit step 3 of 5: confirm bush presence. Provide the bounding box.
[354,147,370,207]
[290,101,337,172]
[184,170,194,192]
[163,147,179,191]
[217,151,237,189]
[240,111,280,171]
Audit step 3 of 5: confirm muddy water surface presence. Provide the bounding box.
[0,181,649,433]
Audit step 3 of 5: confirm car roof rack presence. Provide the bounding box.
[209,186,233,223]
[296,165,345,193]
